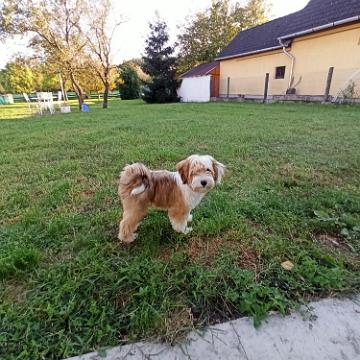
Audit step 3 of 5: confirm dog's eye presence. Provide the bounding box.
[206,168,212,172]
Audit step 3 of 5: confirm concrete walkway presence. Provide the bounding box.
[67,295,360,360]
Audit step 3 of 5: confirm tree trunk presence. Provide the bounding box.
[69,71,84,110]
[103,82,109,109]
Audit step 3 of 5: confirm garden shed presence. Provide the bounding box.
[177,61,219,102]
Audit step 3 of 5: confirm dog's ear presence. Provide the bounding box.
[212,159,225,184]
[176,159,190,184]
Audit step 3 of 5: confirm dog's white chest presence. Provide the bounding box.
[184,190,205,210]
[173,173,206,210]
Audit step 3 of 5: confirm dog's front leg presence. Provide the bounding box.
[168,209,192,234]
[171,219,192,234]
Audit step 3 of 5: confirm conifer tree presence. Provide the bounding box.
[142,19,179,103]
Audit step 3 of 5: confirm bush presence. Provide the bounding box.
[118,65,141,100]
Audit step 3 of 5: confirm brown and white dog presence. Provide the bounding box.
[117,155,225,243]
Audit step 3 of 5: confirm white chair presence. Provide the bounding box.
[4,94,14,104]
[23,93,35,114]
[56,91,63,110]
[36,92,55,115]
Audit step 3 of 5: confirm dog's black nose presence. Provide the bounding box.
[201,180,207,187]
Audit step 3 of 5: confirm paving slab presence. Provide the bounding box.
[66,295,360,360]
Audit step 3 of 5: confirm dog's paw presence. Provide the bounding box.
[183,227,193,235]
[118,233,137,244]
[187,214,193,223]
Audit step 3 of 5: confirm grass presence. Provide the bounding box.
[0,99,359,359]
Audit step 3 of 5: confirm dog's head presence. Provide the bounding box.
[176,155,225,193]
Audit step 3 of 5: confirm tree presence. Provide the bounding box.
[80,0,122,108]
[2,59,33,93]
[177,0,268,74]
[76,62,118,99]
[243,0,268,26]
[118,63,141,100]
[142,19,179,103]
[76,64,105,97]
[26,58,59,91]
[38,70,59,91]
[0,70,8,93]
[0,0,90,109]
[121,58,150,83]
[0,55,66,93]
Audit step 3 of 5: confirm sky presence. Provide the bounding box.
[0,0,309,69]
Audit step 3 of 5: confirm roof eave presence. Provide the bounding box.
[215,45,283,61]
[180,74,213,79]
[180,63,218,79]
[205,66,216,75]
[204,65,218,75]
[179,68,194,78]
[278,15,360,40]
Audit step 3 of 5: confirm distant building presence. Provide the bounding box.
[215,0,360,100]
[178,61,219,102]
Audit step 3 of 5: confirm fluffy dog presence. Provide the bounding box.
[117,155,225,243]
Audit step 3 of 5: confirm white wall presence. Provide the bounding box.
[177,75,211,102]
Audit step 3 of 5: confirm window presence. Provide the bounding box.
[275,66,286,79]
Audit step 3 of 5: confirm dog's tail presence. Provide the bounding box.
[119,163,151,198]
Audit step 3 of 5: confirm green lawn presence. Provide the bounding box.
[1,100,359,359]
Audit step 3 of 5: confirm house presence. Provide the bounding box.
[177,61,220,102]
[216,0,360,100]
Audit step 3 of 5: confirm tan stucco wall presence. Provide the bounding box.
[219,23,360,96]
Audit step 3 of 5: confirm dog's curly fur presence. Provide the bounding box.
[118,155,225,243]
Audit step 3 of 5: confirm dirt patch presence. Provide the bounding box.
[186,235,260,271]
[158,246,175,261]
[186,236,224,265]
[81,188,97,198]
[314,232,353,252]
[0,216,21,225]
[76,176,88,184]
[2,282,27,304]
[236,246,260,272]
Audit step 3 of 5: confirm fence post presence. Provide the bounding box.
[227,77,230,98]
[263,73,270,103]
[324,67,334,102]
